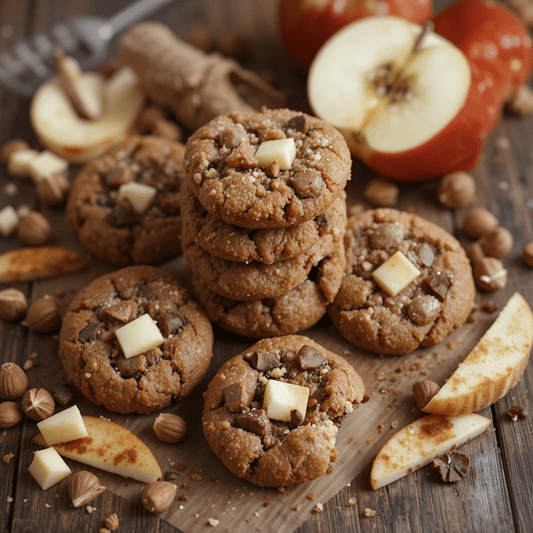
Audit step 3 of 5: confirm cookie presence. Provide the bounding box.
[329,209,476,355]
[184,108,351,229]
[202,335,365,487]
[59,266,213,414]
[188,240,346,338]
[181,180,344,264]
[67,136,186,266]
[181,193,346,300]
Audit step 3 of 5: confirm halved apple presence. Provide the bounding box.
[370,413,491,490]
[30,67,145,163]
[33,415,161,484]
[423,293,533,416]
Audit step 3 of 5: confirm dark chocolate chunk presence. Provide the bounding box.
[220,125,249,149]
[117,354,146,376]
[286,114,309,134]
[236,409,270,436]
[433,451,471,482]
[291,169,324,198]
[297,345,326,370]
[507,404,528,421]
[426,270,453,300]
[407,295,441,326]
[315,212,330,233]
[140,284,157,301]
[52,383,74,406]
[368,223,404,250]
[416,243,435,267]
[158,312,184,336]
[267,160,280,178]
[112,201,136,227]
[290,409,304,427]
[103,300,135,323]
[105,166,132,188]
[251,350,280,372]
[95,193,109,206]
[224,382,252,412]
[226,141,259,168]
[164,471,179,482]
[79,324,101,344]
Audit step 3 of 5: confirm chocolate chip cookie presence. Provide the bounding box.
[202,335,365,487]
[59,266,213,414]
[67,136,186,266]
[184,108,351,229]
[181,180,345,264]
[181,194,346,300]
[188,240,346,338]
[329,209,476,355]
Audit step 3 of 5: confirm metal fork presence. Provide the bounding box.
[0,0,175,97]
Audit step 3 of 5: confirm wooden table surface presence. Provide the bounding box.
[1,0,533,532]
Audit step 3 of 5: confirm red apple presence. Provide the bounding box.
[307,1,533,181]
[279,0,433,71]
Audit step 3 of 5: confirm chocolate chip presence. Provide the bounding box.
[105,166,132,188]
[251,350,280,372]
[368,223,404,250]
[416,243,435,267]
[158,312,184,336]
[224,382,253,412]
[117,354,146,376]
[226,141,258,168]
[407,295,441,326]
[291,169,324,198]
[433,451,471,482]
[79,324,101,344]
[315,212,330,233]
[52,383,74,406]
[112,201,135,227]
[140,284,157,301]
[507,404,528,421]
[267,160,280,178]
[426,270,453,300]
[290,409,304,427]
[236,409,270,436]
[297,345,326,370]
[220,125,249,149]
[286,114,309,134]
[104,300,135,323]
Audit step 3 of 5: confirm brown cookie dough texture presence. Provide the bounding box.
[67,136,186,266]
[59,266,213,414]
[329,209,476,355]
[181,179,338,264]
[188,240,346,338]
[184,108,351,228]
[202,335,365,487]
[181,192,347,301]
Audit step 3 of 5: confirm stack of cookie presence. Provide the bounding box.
[180,108,352,338]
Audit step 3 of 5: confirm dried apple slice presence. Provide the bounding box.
[33,415,161,484]
[0,246,86,283]
[423,293,533,416]
[370,413,491,490]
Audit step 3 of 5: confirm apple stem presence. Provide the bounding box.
[413,21,435,54]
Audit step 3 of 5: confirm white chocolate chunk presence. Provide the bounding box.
[118,182,157,214]
[255,138,296,170]
[263,379,309,422]
[7,149,39,177]
[0,205,19,236]
[37,405,88,446]
[115,313,164,359]
[372,251,421,297]
[28,150,69,183]
[28,448,72,490]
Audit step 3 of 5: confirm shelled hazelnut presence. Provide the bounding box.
[479,227,513,258]
[437,172,476,208]
[0,288,28,321]
[462,207,498,238]
[17,211,51,246]
[474,257,508,291]
[26,296,62,333]
[0,362,28,400]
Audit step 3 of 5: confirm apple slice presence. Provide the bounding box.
[30,67,145,163]
[370,413,491,490]
[33,416,162,484]
[423,293,533,416]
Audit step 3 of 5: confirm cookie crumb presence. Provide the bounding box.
[481,301,499,314]
[364,508,376,517]
[507,405,528,422]
[7,496,13,503]
[45,503,51,508]
[294,504,302,511]
[264,496,271,507]
[347,497,357,507]
[208,518,219,527]
[191,472,202,481]
[99,529,111,533]
[182,482,191,490]
[3,453,14,464]
[177,463,187,471]
[307,493,316,501]
[378,423,385,434]
[104,513,119,531]
[312,503,323,514]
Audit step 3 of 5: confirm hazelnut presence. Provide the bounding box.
[523,241,533,267]
[69,471,106,507]
[141,480,177,513]
[0,288,28,321]
[36,173,70,207]
[437,172,476,208]
[21,388,55,421]
[153,413,187,443]
[363,177,399,207]
[1,138,30,165]
[474,257,507,291]
[479,227,513,258]
[462,207,498,238]
[412,380,440,410]
[506,84,533,116]
[17,211,51,246]
[466,242,486,266]
[0,401,23,428]
[151,119,182,142]
[26,296,62,333]
[0,362,28,400]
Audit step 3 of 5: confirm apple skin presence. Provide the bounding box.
[279,0,432,71]
[324,0,533,181]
